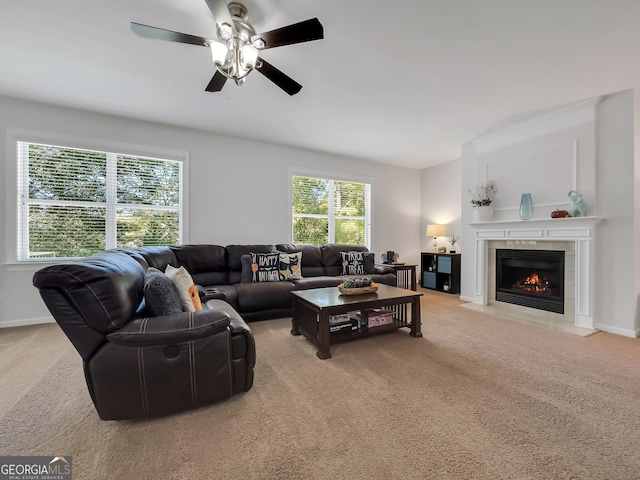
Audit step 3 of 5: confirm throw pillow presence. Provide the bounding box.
[250,252,281,282]
[240,254,254,283]
[165,265,202,312]
[278,251,303,280]
[341,251,375,275]
[363,252,375,274]
[143,267,183,317]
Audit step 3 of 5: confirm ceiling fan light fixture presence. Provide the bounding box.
[131,1,324,95]
[240,44,259,69]
[210,41,229,66]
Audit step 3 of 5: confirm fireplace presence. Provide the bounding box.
[469,218,600,329]
[496,249,565,314]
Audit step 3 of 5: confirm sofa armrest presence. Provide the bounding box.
[197,285,227,302]
[107,309,230,346]
[229,319,256,368]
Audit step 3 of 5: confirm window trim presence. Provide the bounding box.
[288,167,373,248]
[5,128,190,265]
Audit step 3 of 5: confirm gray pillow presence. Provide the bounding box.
[143,267,183,316]
[363,252,375,274]
[240,254,253,283]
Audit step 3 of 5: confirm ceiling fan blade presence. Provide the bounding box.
[256,58,302,96]
[130,22,210,46]
[204,0,236,38]
[251,18,323,50]
[205,71,228,92]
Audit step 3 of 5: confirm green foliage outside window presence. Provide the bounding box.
[292,217,329,244]
[335,219,365,244]
[292,176,329,215]
[21,143,182,260]
[28,205,106,258]
[116,210,180,249]
[28,145,107,202]
[292,175,369,246]
[117,155,180,206]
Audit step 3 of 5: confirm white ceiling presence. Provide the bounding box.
[1,0,640,169]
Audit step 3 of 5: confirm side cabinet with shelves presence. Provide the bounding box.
[420,253,461,294]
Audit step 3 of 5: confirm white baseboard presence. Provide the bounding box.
[457,298,638,339]
[459,295,478,303]
[594,323,639,338]
[0,316,55,329]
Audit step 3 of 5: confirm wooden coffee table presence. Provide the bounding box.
[290,284,423,359]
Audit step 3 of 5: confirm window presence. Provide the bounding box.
[291,175,371,246]
[17,141,184,261]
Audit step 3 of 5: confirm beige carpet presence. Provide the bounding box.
[1,292,640,480]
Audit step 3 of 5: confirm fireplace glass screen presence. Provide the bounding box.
[496,249,564,314]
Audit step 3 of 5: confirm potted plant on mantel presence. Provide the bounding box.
[469,181,497,222]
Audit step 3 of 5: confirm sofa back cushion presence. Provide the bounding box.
[128,246,179,272]
[171,244,229,286]
[226,244,276,284]
[321,244,369,276]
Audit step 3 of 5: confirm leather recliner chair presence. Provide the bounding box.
[32,250,255,420]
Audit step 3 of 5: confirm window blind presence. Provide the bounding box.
[17,142,183,261]
[291,175,370,247]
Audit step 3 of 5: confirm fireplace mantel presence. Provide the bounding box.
[469,217,602,239]
[468,216,602,329]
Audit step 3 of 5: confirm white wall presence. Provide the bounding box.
[458,90,639,337]
[635,91,640,335]
[0,95,422,327]
[595,90,637,336]
[420,160,462,252]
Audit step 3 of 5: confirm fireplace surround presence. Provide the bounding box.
[468,217,601,329]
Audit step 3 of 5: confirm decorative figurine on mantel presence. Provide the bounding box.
[568,190,586,217]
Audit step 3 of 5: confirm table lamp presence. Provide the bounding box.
[426,224,447,252]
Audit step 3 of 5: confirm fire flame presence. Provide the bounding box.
[524,273,540,285]
[522,273,548,292]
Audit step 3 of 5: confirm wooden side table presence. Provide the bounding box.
[377,263,417,291]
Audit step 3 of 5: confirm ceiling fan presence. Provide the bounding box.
[131,0,324,96]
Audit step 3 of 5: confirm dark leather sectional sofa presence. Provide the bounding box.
[163,243,396,321]
[33,243,395,420]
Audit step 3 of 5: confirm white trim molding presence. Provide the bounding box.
[0,316,55,329]
[468,217,602,329]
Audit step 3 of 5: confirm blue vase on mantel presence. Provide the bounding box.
[519,193,533,220]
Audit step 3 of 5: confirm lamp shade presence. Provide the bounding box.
[240,44,259,69]
[426,224,447,237]
[210,41,229,66]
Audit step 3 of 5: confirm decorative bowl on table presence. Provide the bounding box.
[338,278,378,295]
[338,286,378,295]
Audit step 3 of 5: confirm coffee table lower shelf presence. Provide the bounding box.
[290,285,423,359]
